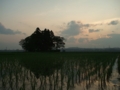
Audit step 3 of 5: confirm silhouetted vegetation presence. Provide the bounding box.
[19,27,65,52]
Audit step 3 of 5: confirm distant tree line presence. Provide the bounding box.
[19,27,65,52]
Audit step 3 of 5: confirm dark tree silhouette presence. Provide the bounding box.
[19,27,65,52]
[53,36,65,50]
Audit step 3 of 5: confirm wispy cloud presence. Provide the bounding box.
[108,20,119,25]
[89,29,101,33]
[93,18,120,25]
[0,22,26,35]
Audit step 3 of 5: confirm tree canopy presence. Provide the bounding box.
[19,27,65,52]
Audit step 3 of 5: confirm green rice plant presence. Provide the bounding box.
[0,52,119,90]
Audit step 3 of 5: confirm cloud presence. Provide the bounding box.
[79,38,88,42]
[88,18,120,26]
[59,19,120,48]
[60,19,120,39]
[0,22,26,35]
[89,34,120,47]
[89,29,101,33]
[61,21,83,36]
[60,20,104,37]
[108,20,119,25]
[108,33,120,37]
[83,24,96,28]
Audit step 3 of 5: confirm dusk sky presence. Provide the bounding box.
[0,0,120,50]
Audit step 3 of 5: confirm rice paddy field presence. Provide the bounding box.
[0,52,120,90]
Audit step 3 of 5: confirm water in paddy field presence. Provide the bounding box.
[109,58,120,89]
[73,58,120,90]
[61,58,120,90]
[0,58,120,90]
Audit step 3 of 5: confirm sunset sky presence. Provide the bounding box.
[0,0,120,50]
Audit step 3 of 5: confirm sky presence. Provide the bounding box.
[0,0,120,50]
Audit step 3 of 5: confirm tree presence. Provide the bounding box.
[53,36,65,50]
[19,27,65,52]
